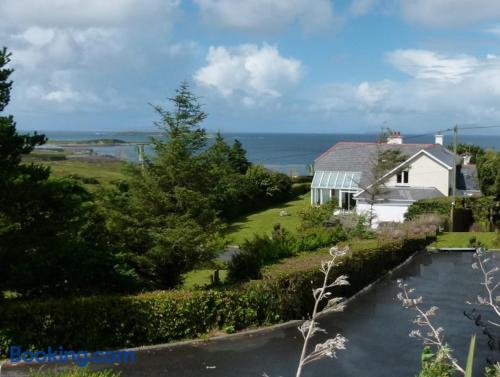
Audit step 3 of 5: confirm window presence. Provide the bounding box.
[396,169,409,184]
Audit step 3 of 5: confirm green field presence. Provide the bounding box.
[182,269,228,289]
[434,232,498,249]
[44,160,127,189]
[225,193,311,246]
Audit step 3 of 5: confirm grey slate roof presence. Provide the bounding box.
[314,142,456,188]
[457,165,481,192]
[356,187,445,202]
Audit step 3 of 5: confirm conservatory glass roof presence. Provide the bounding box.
[311,171,361,190]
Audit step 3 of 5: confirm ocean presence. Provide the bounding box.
[37,130,500,176]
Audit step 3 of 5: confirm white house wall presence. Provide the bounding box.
[357,202,410,228]
[385,153,450,196]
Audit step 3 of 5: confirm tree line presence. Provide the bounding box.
[0,48,294,298]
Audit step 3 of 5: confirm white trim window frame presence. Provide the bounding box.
[396,169,409,186]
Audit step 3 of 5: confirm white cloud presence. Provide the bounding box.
[357,81,389,105]
[401,0,500,27]
[0,0,178,30]
[349,0,375,16]
[312,50,500,127]
[194,0,336,33]
[1,0,180,114]
[387,49,479,83]
[194,44,302,100]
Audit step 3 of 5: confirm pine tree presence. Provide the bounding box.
[0,48,130,297]
[229,139,251,174]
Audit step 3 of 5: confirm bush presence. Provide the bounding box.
[417,347,455,377]
[290,182,310,198]
[406,196,499,231]
[291,176,313,184]
[0,234,434,356]
[291,226,347,253]
[405,197,452,221]
[227,232,295,282]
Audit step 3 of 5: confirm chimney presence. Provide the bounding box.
[462,153,472,165]
[435,133,444,145]
[387,131,403,144]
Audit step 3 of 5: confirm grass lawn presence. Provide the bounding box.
[434,232,498,249]
[44,160,127,189]
[225,192,311,246]
[182,269,228,289]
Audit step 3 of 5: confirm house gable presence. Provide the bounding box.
[384,151,452,196]
[354,149,453,198]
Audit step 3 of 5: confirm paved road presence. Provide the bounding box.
[3,252,498,377]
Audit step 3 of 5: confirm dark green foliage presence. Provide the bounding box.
[227,234,294,282]
[0,48,133,297]
[228,138,250,174]
[477,150,500,198]
[298,200,337,230]
[378,148,407,171]
[242,165,292,212]
[0,235,433,355]
[451,143,485,164]
[291,175,313,184]
[0,47,13,112]
[290,182,311,197]
[227,199,347,283]
[103,82,223,289]
[406,196,498,231]
[405,198,453,221]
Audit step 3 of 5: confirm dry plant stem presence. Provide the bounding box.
[296,258,333,377]
[400,284,465,375]
[295,246,348,377]
[474,250,500,325]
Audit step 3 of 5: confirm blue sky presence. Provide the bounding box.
[3,0,500,134]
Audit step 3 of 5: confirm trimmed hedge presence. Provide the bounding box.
[0,235,434,357]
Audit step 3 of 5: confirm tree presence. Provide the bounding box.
[362,147,407,227]
[229,139,250,174]
[451,143,485,164]
[105,82,222,288]
[0,48,132,297]
[477,149,500,198]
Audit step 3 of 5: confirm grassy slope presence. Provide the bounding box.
[44,160,127,189]
[435,232,498,248]
[182,269,228,289]
[183,193,311,288]
[225,192,311,246]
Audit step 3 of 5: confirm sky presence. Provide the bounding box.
[4,0,500,134]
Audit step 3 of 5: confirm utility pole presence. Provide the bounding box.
[137,144,145,175]
[451,125,458,231]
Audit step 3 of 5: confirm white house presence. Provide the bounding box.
[311,132,480,227]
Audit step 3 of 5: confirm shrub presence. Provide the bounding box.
[405,197,453,221]
[0,234,434,357]
[227,232,295,282]
[290,183,310,198]
[291,176,313,184]
[291,226,347,253]
[417,347,455,377]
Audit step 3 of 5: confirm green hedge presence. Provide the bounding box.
[0,235,434,357]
